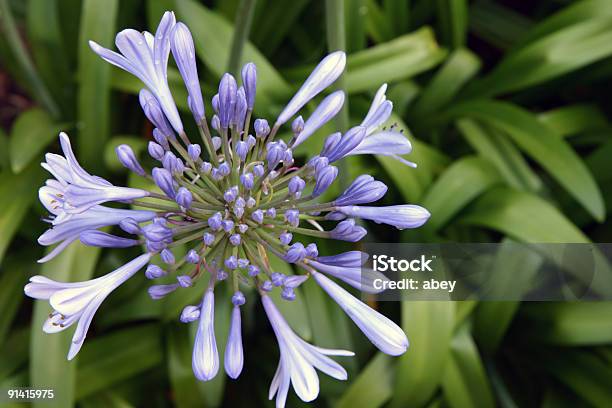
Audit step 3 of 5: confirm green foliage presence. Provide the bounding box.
[1,0,612,406]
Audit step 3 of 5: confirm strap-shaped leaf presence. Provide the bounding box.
[445,100,605,220]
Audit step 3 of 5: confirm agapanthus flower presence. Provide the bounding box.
[24,11,430,408]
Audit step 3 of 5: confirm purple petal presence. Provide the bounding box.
[293,91,345,148]
[276,51,346,127]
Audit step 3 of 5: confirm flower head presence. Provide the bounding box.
[25,11,429,408]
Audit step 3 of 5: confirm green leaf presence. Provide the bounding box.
[460,186,588,243]
[0,0,60,117]
[517,0,612,46]
[302,278,341,347]
[538,104,609,138]
[9,108,65,173]
[80,392,136,408]
[76,324,163,399]
[390,301,455,407]
[77,0,118,173]
[345,0,367,52]
[520,303,612,346]
[538,349,612,406]
[473,239,543,353]
[176,0,290,106]
[30,242,102,408]
[387,81,421,117]
[411,48,480,116]
[346,27,447,93]
[456,119,542,192]
[336,353,394,408]
[441,324,495,408]
[0,164,45,263]
[454,301,478,329]
[0,260,30,348]
[167,324,206,408]
[421,156,501,232]
[462,189,612,296]
[466,17,612,97]
[445,100,604,220]
[0,128,9,170]
[0,328,29,381]
[435,0,468,49]
[468,1,532,50]
[27,0,72,111]
[250,0,309,54]
[383,0,410,37]
[364,0,394,43]
[146,0,175,31]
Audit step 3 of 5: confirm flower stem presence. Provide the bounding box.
[325,0,350,187]
[132,200,180,212]
[169,229,207,248]
[227,0,257,76]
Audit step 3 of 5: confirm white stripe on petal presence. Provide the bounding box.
[312,271,409,356]
[49,253,152,316]
[269,361,283,400]
[361,84,388,127]
[193,288,219,381]
[262,295,352,407]
[293,91,345,148]
[276,51,346,127]
[337,204,430,230]
[68,293,107,360]
[224,305,244,379]
[350,130,413,157]
[88,41,142,79]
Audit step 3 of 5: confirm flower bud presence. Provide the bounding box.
[116,144,145,176]
[176,187,193,209]
[241,62,257,109]
[291,116,304,134]
[148,141,165,161]
[313,165,338,197]
[145,264,166,279]
[180,305,200,323]
[152,167,176,199]
[188,144,202,161]
[254,118,270,138]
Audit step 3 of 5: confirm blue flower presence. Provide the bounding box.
[25,12,429,408]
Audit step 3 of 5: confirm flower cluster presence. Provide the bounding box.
[24,12,430,408]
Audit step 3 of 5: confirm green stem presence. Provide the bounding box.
[169,229,207,248]
[0,0,60,117]
[171,221,208,235]
[296,201,336,213]
[132,200,180,212]
[227,0,257,76]
[278,225,331,239]
[197,122,219,166]
[325,0,349,187]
